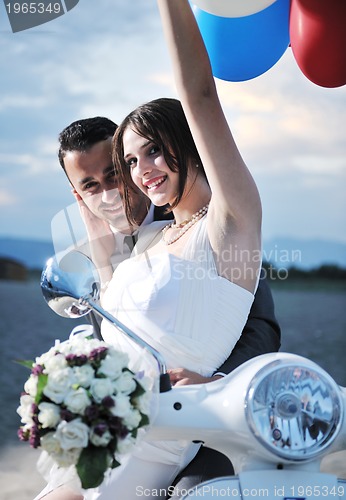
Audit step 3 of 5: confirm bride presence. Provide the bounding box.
[35,0,261,498]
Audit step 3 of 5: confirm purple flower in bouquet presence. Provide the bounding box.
[65,353,88,367]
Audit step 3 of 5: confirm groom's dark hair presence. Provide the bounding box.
[58,117,117,173]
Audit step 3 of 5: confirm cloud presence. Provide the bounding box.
[0,189,17,206]
[148,72,176,92]
[0,153,37,174]
[0,148,60,177]
[216,80,275,113]
[0,95,48,112]
[0,1,345,244]
[224,87,346,182]
[215,52,346,178]
[291,155,345,176]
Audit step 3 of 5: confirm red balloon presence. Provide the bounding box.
[290,0,346,88]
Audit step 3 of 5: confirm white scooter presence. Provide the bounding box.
[41,251,346,499]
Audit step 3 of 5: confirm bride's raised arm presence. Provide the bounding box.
[157,0,262,291]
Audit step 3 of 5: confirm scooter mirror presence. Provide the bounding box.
[40,251,171,391]
[40,251,100,319]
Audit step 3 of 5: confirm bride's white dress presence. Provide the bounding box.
[35,217,256,499]
[102,216,255,378]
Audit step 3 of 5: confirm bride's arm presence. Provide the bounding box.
[157,0,262,291]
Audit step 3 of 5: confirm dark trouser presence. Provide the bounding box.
[167,447,234,499]
[89,311,103,339]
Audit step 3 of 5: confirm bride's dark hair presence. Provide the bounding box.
[112,97,205,225]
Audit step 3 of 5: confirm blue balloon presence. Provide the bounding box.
[193,0,290,81]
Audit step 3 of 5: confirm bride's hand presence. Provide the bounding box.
[167,368,223,386]
[73,191,115,271]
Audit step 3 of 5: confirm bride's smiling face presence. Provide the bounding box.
[123,127,180,207]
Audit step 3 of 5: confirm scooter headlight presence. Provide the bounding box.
[245,359,343,461]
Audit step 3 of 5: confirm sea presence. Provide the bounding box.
[0,279,345,498]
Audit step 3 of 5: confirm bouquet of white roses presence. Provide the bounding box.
[17,326,152,489]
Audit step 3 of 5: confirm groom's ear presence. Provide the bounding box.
[71,189,83,202]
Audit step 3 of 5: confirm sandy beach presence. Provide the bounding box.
[0,446,45,499]
[1,279,345,498]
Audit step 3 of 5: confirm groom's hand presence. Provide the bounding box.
[72,190,115,268]
[167,368,223,386]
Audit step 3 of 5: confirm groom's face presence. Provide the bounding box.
[63,138,148,232]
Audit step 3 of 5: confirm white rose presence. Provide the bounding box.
[43,367,75,404]
[58,342,73,356]
[38,402,61,428]
[65,334,103,357]
[35,346,59,368]
[98,350,129,380]
[89,378,114,403]
[64,387,91,415]
[24,374,38,397]
[61,338,86,356]
[55,418,89,450]
[17,394,35,425]
[123,408,142,430]
[54,447,82,468]
[83,338,105,355]
[113,371,137,395]
[134,391,152,415]
[40,434,81,467]
[73,364,95,388]
[110,393,131,418]
[40,432,62,455]
[44,353,68,373]
[90,426,112,447]
[116,434,136,456]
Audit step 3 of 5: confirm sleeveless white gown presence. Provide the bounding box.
[102,216,255,377]
[34,217,256,499]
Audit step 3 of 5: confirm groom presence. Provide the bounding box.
[58,116,281,490]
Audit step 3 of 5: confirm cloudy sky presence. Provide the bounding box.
[1,0,345,247]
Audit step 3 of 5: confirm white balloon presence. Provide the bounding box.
[191,0,277,18]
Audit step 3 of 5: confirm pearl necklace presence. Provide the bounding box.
[161,204,209,245]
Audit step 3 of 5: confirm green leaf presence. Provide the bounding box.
[76,446,110,489]
[14,359,34,369]
[130,380,146,400]
[110,457,121,469]
[139,412,150,428]
[35,374,48,404]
